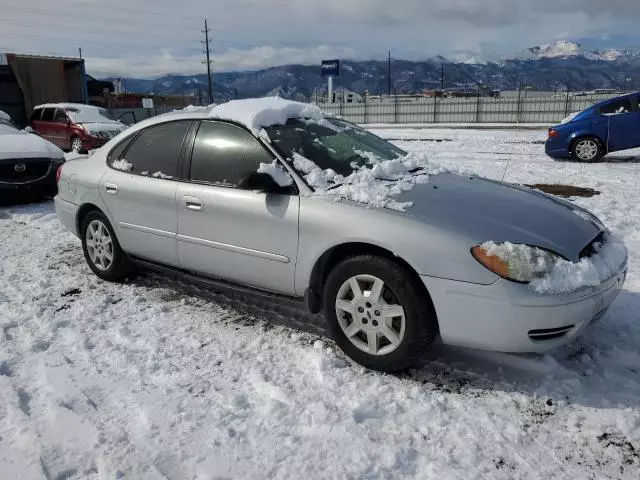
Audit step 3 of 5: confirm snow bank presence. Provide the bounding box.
[209,97,323,136]
[257,160,293,187]
[111,159,132,172]
[292,151,435,211]
[481,234,627,294]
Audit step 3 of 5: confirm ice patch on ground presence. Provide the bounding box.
[257,160,293,187]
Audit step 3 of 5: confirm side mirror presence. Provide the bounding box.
[238,172,286,194]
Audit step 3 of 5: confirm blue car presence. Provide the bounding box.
[545,92,640,162]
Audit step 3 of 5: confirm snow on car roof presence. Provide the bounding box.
[206,97,324,135]
[33,103,101,111]
[0,110,10,122]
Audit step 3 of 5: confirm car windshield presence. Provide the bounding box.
[265,118,406,177]
[67,107,115,123]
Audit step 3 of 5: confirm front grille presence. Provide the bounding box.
[0,159,51,183]
[528,325,575,342]
[579,231,606,259]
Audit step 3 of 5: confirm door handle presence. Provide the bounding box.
[183,196,203,211]
[104,182,119,194]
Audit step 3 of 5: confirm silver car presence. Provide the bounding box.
[54,99,627,372]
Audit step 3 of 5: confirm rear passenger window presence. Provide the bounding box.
[53,109,68,123]
[111,121,191,178]
[600,99,632,116]
[30,110,42,123]
[190,121,275,187]
[41,108,55,122]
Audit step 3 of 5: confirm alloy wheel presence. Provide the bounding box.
[71,138,83,153]
[334,274,406,356]
[85,219,113,271]
[575,139,599,161]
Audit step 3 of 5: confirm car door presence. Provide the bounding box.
[51,108,71,149]
[599,97,640,152]
[99,120,194,266]
[176,120,299,295]
[37,108,55,144]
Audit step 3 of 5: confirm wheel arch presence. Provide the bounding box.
[306,242,435,316]
[75,203,103,234]
[569,132,607,154]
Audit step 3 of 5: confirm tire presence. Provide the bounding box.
[571,137,604,162]
[323,255,438,372]
[80,210,134,281]
[70,136,84,154]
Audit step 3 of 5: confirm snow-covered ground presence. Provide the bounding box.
[1,128,640,479]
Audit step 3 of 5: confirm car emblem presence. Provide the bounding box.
[14,163,26,173]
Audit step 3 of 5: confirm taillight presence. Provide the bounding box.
[548,129,559,139]
[56,164,64,184]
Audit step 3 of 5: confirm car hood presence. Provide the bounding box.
[395,173,602,261]
[80,122,127,133]
[0,125,64,160]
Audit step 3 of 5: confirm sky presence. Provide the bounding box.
[1,0,639,78]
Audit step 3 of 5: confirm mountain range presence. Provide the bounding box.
[101,41,640,102]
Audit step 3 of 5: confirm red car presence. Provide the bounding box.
[30,103,127,153]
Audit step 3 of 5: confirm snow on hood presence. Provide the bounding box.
[208,97,323,136]
[0,125,64,160]
[81,122,127,134]
[292,150,449,212]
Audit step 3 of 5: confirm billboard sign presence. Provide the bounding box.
[142,98,154,109]
[0,53,7,66]
[321,59,340,77]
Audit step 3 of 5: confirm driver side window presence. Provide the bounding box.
[190,120,293,191]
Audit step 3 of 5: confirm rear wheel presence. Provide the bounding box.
[70,136,83,154]
[572,137,604,162]
[80,210,134,281]
[323,255,438,372]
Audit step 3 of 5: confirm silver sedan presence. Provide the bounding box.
[54,99,627,372]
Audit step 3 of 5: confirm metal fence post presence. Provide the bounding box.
[364,96,368,124]
[394,91,398,123]
[339,97,343,117]
[433,94,437,123]
[564,89,570,117]
[475,94,481,123]
[517,88,522,123]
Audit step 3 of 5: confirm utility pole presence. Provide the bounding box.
[440,63,445,93]
[388,50,391,97]
[78,47,82,60]
[202,19,213,104]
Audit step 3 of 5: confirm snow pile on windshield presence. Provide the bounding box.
[481,235,627,294]
[257,160,293,187]
[111,159,133,172]
[209,97,323,136]
[292,151,437,211]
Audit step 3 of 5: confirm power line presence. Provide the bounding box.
[202,19,213,103]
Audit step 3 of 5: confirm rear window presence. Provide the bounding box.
[30,110,42,123]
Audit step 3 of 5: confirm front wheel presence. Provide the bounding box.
[80,210,134,281]
[323,255,438,372]
[572,137,604,162]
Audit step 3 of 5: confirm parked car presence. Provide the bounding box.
[1,109,65,201]
[546,92,640,161]
[31,103,127,153]
[54,98,627,372]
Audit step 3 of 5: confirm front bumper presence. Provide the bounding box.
[422,265,627,353]
[0,168,58,202]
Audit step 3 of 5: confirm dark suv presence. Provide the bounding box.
[31,103,127,153]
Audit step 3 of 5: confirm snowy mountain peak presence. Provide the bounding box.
[529,40,581,58]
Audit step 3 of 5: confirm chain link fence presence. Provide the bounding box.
[316,93,620,124]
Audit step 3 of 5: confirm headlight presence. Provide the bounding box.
[471,242,562,283]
